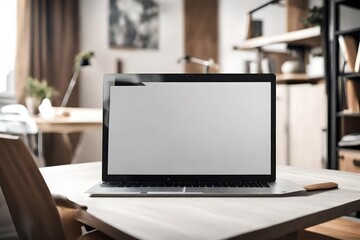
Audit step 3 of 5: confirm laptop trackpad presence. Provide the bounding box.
[146,187,185,193]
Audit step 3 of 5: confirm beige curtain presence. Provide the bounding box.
[15,0,79,166]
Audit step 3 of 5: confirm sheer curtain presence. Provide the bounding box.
[15,0,79,166]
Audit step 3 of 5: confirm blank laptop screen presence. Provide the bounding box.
[108,82,271,175]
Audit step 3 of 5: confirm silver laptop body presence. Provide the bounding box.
[87,74,303,197]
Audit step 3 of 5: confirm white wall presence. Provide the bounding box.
[79,0,184,108]
[74,0,184,163]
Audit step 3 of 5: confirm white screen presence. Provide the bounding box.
[108,82,271,175]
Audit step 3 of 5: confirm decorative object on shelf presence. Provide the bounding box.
[302,6,324,27]
[261,58,274,73]
[307,53,324,76]
[249,61,259,73]
[26,77,57,115]
[281,50,304,74]
[177,55,216,73]
[246,0,282,39]
[252,20,263,38]
[281,60,302,74]
[109,0,159,49]
[60,51,95,109]
[38,98,55,119]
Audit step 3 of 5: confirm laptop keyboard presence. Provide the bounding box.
[101,182,270,188]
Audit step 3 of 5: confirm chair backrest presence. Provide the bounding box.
[0,134,67,240]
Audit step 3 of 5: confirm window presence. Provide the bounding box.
[0,1,17,96]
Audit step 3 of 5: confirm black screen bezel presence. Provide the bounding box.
[102,74,276,182]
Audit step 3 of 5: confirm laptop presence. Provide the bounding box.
[87,73,303,197]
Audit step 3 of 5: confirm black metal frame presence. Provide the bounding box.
[326,0,338,169]
[102,73,276,183]
[248,0,281,14]
[327,0,360,169]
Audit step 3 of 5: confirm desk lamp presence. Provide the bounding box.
[178,55,215,74]
[60,51,95,108]
[246,0,283,39]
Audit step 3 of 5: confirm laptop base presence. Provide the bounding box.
[86,179,304,197]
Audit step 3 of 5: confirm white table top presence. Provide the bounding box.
[40,162,360,240]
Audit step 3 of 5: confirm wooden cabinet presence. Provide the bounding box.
[338,149,360,173]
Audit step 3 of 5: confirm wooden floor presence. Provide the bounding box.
[300,217,360,240]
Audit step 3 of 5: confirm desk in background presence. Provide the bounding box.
[41,163,360,240]
[33,107,102,166]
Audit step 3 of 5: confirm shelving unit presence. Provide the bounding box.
[334,0,360,9]
[337,112,360,117]
[276,74,324,84]
[327,0,360,172]
[234,26,324,85]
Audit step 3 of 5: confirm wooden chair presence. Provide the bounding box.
[0,134,132,240]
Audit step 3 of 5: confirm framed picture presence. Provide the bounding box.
[109,0,159,49]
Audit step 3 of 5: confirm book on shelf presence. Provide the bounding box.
[338,35,358,72]
[261,58,275,74]
[339,132,360,147]
[355,41,360,72]
[345,79,360,113]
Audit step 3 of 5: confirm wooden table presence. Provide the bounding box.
[40,162,360,240]
[33,107,102,165]
[33,107,102,133]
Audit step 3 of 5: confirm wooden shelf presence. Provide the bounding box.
[337,112,360,117]
[335,0,360,10]
[337,147,360,152]
[335,27,360,36]
[275,74,324,85]
[340,72,360,79]
[234,26,322,50]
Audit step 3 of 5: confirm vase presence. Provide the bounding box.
[281,60,302,74]
[25,97,41,115]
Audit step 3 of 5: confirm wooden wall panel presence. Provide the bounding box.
[286,0,308,32]
[184,0,218,73]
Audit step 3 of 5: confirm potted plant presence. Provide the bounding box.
[303,6,324,27]
[26,77,57,115]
